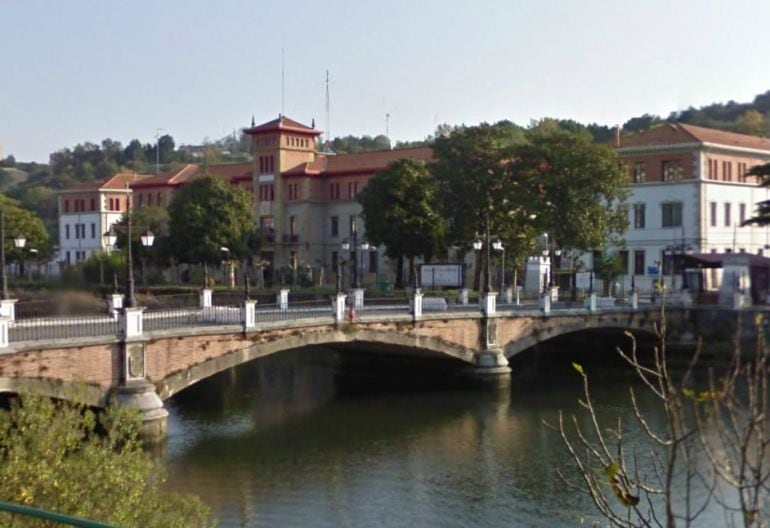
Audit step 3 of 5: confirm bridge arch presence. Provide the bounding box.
[499,312,660,359]
[156,326,478,400]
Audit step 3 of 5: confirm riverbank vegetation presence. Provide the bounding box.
[0,394,215,527]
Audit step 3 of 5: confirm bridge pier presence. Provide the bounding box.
[473,317,511,386]
[117,310,168,443]
[116,380,168,442]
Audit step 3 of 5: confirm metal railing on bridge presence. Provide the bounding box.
[2,288,676,348]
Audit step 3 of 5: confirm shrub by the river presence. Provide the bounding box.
[0,394,215,527]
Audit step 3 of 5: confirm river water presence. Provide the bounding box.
[162,334,732,527]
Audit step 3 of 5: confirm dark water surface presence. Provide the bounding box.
[162,336,729,527]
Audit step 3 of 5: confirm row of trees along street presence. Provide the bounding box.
[358,120,629,289]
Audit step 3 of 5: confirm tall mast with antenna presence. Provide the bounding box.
[281,48,285,116]
[325,70,330,149]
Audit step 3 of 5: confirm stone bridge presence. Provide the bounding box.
[0,297,675,440]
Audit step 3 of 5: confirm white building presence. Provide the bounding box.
[57,173,150,265]
[611,123,770,293]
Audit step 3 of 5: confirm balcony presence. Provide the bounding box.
[282,234,300,244]
[258,228,276,244]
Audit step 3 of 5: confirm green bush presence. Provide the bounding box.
[0,394,215,527]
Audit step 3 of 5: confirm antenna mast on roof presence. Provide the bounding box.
[385,114,390,148]
[325,70,331,149]
[281,48,286,116]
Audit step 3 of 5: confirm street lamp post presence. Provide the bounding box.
[351,219,359,289]
[359,240,370,288]
[103,197,137,308]
[483,213,492,294]
[1,213,27,299]
[220,246,230,287]
[493,239,504,290]
[1,208,8,300]
[338,240,350,293]
[140,229,155,286]
[473,238,483,292]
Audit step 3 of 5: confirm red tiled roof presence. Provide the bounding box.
[244,115,322,136]
[206,162,253,181]
[130,162,253,188]
[618,122,770,151]
[62,172,152,192]
[131,164,199,188]
[284,146,434,177]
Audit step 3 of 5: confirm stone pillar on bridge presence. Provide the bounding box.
[242,300,257,330]
[474,318,511,384]
[515,286,522,306]
[199,289,212,308]
[588,293,597,313]
[631,291,639,310]
[107,294,124,319]
[503,287,513,305]
[332,293,347,323]
[0,316,9,349]
[0,299,17,322]
[411,289,423,320]
[458,288,470,305]
[541,292,551,315]
[119,307,145,340]
[277,289,290,310]
[351,288,365,309]
[481,292,497,316]
[549,286,559,302]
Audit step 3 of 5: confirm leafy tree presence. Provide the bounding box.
[0,393,214,527]
[167,175,256,265]
[623,113,664,133]
[122,139,147,172]
[112,206,171,271]
[157,134,176,164]
[330,134,391,154]
[433,120,527,245]
[358,159,445,288]
[0,194,52,261]
[8,185,58,237]
[513,123,629,254]
[735,109,766,136]
[94,159,120,180]
[432,121,535,288]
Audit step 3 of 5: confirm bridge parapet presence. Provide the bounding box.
[0,290,746,442]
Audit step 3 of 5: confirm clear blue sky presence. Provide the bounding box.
[4,0,770,162]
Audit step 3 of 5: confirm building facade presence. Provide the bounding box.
[242,115,432,286]
[55,117,770,293]
[57,173,150,265]
[614,123,770,291]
